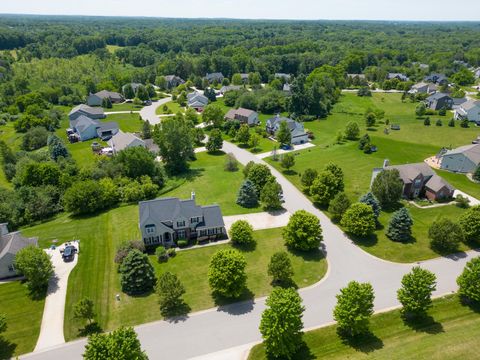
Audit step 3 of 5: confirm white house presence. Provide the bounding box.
[454,99,480,124]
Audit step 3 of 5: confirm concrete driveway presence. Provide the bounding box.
[34,241,79,352]
[223,211,290,231]
[139,97,172,125]
[21,142,480,360]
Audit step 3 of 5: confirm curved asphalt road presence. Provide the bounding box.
[139,96,172,125]
[22,142,480,360]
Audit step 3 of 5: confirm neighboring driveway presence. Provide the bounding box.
[223,210,290,232]
[139,97,172,125]
[21,142,480,360]
[454,189,480,206]
[256,142,316,159]
[34,241,79,352]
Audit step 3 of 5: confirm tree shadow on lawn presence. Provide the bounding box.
[430,245,468,261]
[206,150,226,156]
[278,340,315,360]
[348,232,379,248]
[282,169,298,176]
[232,241,257,253]
[289,248,325,263]
[163,301,192,324]
[0,337,17,360]
[402,314,444,335]
[78,322,103,337]
[213,288,255,315]
[460,296,480,314]
[339,331,384,354]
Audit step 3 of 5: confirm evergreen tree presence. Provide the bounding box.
[47,134,69,161]
[203,87,217,102]
[136,85,150,101]
[142,120,151,139]
[448,118,455,127]
[365,112,376,127]
[123,84,135,99]
[386,207,413,242]
[424,117,431,126]
[156,272,186,316]
[359,192,381,221]
[119,250,156,295]
[102,97,112,109]
[236,179,259,208]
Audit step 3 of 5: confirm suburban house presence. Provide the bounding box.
[454,99,480,124]
[266,115,309,145]
[275,73,291,81]
[187,92,209,112]
[0,223,38,279]
[68,104,105,121]
[452,97,468,110]
[87,90,124,107]
[439,144,480,173]
[283,83,291,95]
[224,108,259,126]
[240,73,249,83]
[371,161,455,201]
[408,82,437,95]
[347,73,366,80]
[205,72,224,84]
[122,83,143,96]
[425,73,448,85]
[108,130,146,154]
[139,194,226,246]
[425,93,453,110]
[219,85,242,94]
[69,115,119,141]
[387,73,409,81]
[164,75,185,89]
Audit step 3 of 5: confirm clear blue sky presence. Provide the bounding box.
[1,0,480,21]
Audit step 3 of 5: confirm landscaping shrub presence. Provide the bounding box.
[429,218,465,253]
[341,203,376,237]
[155,246,168,262]
[167,248,176,258]
[177,240,188,248]
[229,220,255,246]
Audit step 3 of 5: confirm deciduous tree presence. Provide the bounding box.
[229,220,255,246]
[341,203,376,237]
[397,267,436,318]
[429,218,465,253]
[457,257,480,303]
[371,169,403,208]
[156,271,186,316]
[283,210,322,251]
[259,287,304,359]
[268,251,294,284]
[15,245,54,294]
[208,249,247,298]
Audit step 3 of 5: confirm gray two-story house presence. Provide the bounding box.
[139,194,226,247]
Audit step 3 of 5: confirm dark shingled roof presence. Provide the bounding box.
[0,231,38,260]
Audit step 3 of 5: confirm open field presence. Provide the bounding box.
[0,281,45,358]
[248,295,480,360]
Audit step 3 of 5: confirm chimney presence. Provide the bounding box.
[191,191,196,201]
[383,159,390,169]
[0,223,9,236]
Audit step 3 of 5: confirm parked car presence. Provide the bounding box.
[280,144,292,150]
[62,245,76,262]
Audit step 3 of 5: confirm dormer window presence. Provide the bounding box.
[177,220,185,227]
[145,225,156,234]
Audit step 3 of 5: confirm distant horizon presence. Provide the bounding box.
[1,0,479,22]
[1,13,480,23]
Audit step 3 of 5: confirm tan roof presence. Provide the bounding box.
[425,174,454,193]
[385,163,435,184]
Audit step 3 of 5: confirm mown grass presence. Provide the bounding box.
[266,93,478,262]
[0,281,45,358]
[155,101,184,115]
[24,213,326,341]
[104,103,144,112]
[248,295,480,360]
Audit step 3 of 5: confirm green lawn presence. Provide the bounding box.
[104,103,144,112]
[23,213,326,340]
[102,113,144,133]
[155,101,184,115]
[0,281,45,358]
[249,295,480,360]
[265,93,479,262]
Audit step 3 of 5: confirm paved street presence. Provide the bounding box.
[139,97,172,125]
[21,142,480,360]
